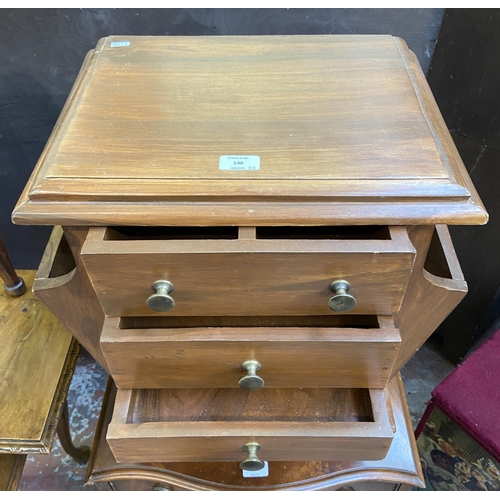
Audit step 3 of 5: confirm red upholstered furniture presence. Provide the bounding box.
[415,329,500,491]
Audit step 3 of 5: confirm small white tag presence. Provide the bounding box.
[242,461,269,478]
[219,155,260,171]
[110,41,130,47]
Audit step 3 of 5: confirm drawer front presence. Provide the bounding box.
[82,226,415,317]
[107,386,394,464]
[101,316,400,389]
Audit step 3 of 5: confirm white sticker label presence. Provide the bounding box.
[110,41,130,47]
[219,155,260,171]
[242,461,269,478]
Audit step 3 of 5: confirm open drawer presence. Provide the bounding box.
[101,315,400,389]
[81,225,415,317]
[107,385,395,464]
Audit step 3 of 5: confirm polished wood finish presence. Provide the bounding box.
[0,270,77,453]
[33,226,108,371]
[392,224,467,376]
[107,383,393,464]
[11,35,486,490]
[82,226,415,317]
[0,235,26,297]
[12,36,487,226]
[0,455,26,491]
[101,315,400,389]
[0,269,90,490]
[86,375,423,491]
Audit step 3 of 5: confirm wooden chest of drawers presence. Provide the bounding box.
[13,35,487,488]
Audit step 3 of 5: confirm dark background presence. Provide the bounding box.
[426,9,500,362]
[0,8,445,268]
[3,8,499,362]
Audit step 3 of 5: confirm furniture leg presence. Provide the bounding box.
[56,399,90,464]
[0,455,26,491]
[0,235,26,296]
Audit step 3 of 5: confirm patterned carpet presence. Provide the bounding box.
[18,349,107,491]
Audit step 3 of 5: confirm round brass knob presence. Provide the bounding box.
[146,280,175,312]
[239,442,265,472]
[328,280,357,312]
[238,360,264,390]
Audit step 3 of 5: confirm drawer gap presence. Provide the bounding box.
[126,388,374,424]
[118,315,380,330]
[255,226,391,240]
[102,226,393,241]
[104,226,239,241]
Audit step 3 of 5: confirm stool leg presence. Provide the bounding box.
[0,236,26,297]
[56,399,91,464]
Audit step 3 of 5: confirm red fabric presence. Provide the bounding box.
[432,329,500,462]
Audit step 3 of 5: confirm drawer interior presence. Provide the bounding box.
[107,385,394,463]
[104,226,239,240]
[255,226,391,240]
[82,225,415,318]
[104,225,391,241]
[118,314,380,330]
[126,387,374,424]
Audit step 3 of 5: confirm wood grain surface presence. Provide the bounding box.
[127,387,374,423]
[0,270,77,453]
[107,384,393,463]
[0,455,26,491]
[392,224,467,375]
[82,225,415,317]
[33,227,108,371]
[85,375,423,490]
[12,35,487,226]
[101,316,400,389]
[27,36,451,181]
[0,8,446,271]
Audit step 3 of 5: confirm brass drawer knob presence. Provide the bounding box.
[238,360,264,390]
[328,279,357,312]
[239,442,265,472]
[146,280,175,312]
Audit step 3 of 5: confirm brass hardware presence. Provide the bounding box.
[146,280,175,312]
[239,442,265,472]
[152,484,174,491]
[328,280,357,312]
[238,360,264,390]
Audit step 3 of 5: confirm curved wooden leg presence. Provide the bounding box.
[56,399,91,464]
[0,235,26,296]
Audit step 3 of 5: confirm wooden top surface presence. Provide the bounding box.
[0,270,76,453]
[13,35,487,226]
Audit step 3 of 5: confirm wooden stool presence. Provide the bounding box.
[0,238,90,490]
